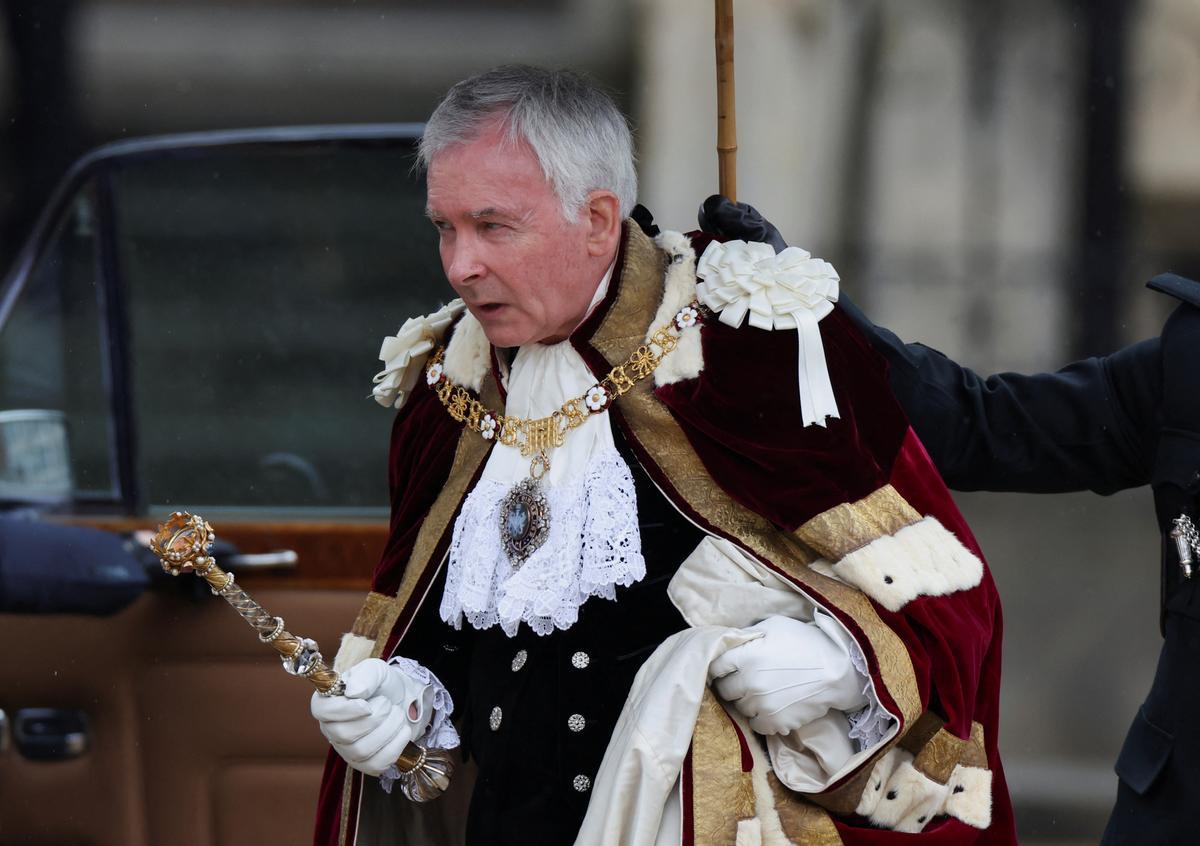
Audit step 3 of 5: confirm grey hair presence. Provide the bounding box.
[418,65,638,220]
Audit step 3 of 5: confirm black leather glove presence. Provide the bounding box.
[697,194,788,253]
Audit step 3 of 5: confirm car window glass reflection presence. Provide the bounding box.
[0,187,114,501]
[111,145,443,511]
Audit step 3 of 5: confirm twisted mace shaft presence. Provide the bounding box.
[150,512,452,802]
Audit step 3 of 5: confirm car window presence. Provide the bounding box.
[110,143,445,512]
[0,185,115,501]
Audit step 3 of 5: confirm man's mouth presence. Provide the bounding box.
[475,303,506,316]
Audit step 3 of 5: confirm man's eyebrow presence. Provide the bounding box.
[423,206,528,224]
[469,207,518,221]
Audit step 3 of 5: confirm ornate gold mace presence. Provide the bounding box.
[149,511,453,802]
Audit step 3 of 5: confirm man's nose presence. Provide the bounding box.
[445,238,486,288]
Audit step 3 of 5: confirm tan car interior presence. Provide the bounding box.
[0,519,383,845]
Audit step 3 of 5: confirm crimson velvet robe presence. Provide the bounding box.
[314,223,1015,846]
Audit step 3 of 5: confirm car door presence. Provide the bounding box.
[0,128,445,845]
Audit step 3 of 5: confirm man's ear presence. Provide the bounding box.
[584,190,623,257]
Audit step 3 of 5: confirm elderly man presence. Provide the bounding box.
[312,65,1011,845]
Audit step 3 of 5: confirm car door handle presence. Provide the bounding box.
[224,550,299,570]
[13,708,89,761]
[133,532,298,571]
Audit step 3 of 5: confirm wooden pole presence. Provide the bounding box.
[715,0,737,201]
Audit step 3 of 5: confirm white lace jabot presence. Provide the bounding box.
[440,273,646,637]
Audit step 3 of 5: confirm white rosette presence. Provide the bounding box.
[370,300,466,410]
[695,239,841,427]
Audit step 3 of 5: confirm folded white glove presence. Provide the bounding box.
[310,658,435,777]
[710,612,868,736]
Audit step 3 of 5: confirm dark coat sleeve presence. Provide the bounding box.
[689,196,1171,495]
[837,290,1161,496]
[1151,276,1200,513]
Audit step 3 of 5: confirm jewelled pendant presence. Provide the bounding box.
[498,477,550,566]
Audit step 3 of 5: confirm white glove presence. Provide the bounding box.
[710,613,868,736]
[310,658,435,776]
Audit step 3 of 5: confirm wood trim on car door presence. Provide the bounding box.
[55,516,384,591]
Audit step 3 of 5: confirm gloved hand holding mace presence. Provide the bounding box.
[149,511,454,802]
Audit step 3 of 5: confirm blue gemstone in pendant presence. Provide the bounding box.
[498,477,549,566]
[506,501,531,542]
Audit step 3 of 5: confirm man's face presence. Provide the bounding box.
[425,119,606,347]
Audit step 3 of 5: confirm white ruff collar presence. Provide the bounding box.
[440,272,646,637]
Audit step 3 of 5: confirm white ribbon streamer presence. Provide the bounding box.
[695,240,841,427]
[791,306,839,427]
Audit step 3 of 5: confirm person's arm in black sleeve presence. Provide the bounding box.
[836,292,1159,494]
[696,194,1160,495]
[1150,276,1200,523]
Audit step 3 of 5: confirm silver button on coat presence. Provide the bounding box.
[573,774,591,793]
[511,649,528,672]
[489,706,503,731]
[568,714,586,732]
[571,651,590,669]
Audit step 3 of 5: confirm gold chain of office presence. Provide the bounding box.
[426,301,706,462]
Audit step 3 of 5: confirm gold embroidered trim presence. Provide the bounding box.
[600,226,923,816]
[898,712,990,785]
[349,591,393,641]
[337,771,356,846]
[962,721,988,770]
[795,485,922,562]
[767,772,844,846]
[914,729,968,785]
[816,764,881,817]
[336,348,503,844]
[691,690,755,845]
[899,711,945,756]
[367,373,500,660]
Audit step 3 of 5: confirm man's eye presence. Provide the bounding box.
[431,219,451,232]
[481,221,506,232]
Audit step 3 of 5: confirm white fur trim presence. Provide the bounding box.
[945,764,993,829]
[854,747,907,818]
[735,818,763,846]
[649,230,704,386]
[830,516,984,612]
[332,632,375,675]
[853,746,993,833]
[861,751,949,833]
[442,311,490,392]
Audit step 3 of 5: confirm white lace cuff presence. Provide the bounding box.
[845,642,894,751]
[378,657,459,795]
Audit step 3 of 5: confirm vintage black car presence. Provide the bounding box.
[0,125,448,846]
